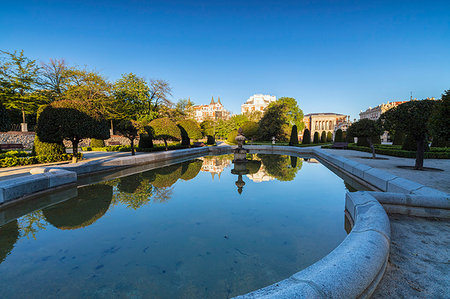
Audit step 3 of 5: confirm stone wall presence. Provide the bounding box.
[0,132,35,149]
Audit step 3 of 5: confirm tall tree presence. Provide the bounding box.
[380,100,436,169]
[429,89,450,147]
[348,119,383,159]
[112,73,151,120]
[149,79,172,112]
[40,58,70,101]
[0,50,47,125]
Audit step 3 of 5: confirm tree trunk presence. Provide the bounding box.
[72,139,79,163]
[368,137,376,159]
[130,138,135,156]
[415,138,425,170]
[22,107,26,124]
[164,138,168,151]
[110,119,114,135]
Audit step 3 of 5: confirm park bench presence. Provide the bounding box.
[193,142,206,147]
[0,143,25,150]
[108,141,121,146]
[331,142,348,149]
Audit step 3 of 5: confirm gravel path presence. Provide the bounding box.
[372,214,450,298]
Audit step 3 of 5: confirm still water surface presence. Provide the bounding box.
[0,154,357,298]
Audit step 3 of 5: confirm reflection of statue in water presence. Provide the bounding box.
[0,220,19,264]
[231,128,252,194]
[43,184,113,230]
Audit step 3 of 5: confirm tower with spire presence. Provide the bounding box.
[189,95,231,122]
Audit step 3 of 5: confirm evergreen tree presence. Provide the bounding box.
[302,129,311,144]
[289,125,298,145]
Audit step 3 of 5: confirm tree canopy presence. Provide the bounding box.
[149,117,181,150]
[347,118,383,158]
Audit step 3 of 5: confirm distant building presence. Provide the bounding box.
[303,113,349,140]
[241,94,276,114]
[190,97,231,123]
[200,156,231,180]
[359,101,408,121]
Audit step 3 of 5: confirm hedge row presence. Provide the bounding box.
[0,153,83,168]
[81,144,190,152]
[335,144,450,159]
[0,150,32,159]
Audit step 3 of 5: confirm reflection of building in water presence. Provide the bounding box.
[304,158,319,164]
[200,157,231,180]
[246,165,274,182]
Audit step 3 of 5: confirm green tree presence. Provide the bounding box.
[40,58,71,101]
[257,103,288,141]
[302,129,311,144]
[289,125,299,145]
[36,101,110,162]
[177,119,202,146]
[320,131,327,143]
[116,120,139,155]
[313,132,320,143]
[200,120,215,137]
[112,73,151,120]
[276,97,304,131]
[241,121,259,140]
[348,119,383,159]
[258,154,302,181]
[149,117,181,150]
[429,90,450,147]
[326,131,333,142]
[380,100,436,169]
[334,129,343,142]
[0,103,10,131]
[0,50,47,125]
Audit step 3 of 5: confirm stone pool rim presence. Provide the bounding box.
[0,144,449,298]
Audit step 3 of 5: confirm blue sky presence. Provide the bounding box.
[1,0,449,119]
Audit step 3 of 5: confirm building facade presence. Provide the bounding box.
[190,97,231,123]
[359,101,408,121]
[303,113,349,139]
[241,94,276,114]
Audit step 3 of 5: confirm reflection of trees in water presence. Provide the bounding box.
[43,184,113,230]
[18,211,48,239]
[258,154,303,181]
[0,220,19,264]
[246,160,261,174]
[180,159,203,181]
[113,159,202,209]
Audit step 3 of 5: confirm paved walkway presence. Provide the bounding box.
[321,148,450,193]
[322,148,450,298]
[0,151,136,181]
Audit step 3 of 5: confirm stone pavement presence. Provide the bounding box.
[320,148,450,193]
[322,147,450,298]
[0,151,136,181]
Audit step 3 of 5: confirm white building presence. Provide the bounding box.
[241,94,276,114]
[190,97,231,123]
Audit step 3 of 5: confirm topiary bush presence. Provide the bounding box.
[402,134,429,151]
[227,130,238,145]
[326,131,333,142]
[302,129,311,144]
[177,119,202,147]
[33,135,66,156]
[289,125,299,145]
[206,135,215,145]
[320,131,327,143]
[149,117,181,150]
[334,129,343,142]
[90,138,105,147]
[138,134,153,149]
[313,132,320,143]
[392,130,405,145]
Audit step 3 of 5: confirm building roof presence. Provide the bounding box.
[304,113,347,117]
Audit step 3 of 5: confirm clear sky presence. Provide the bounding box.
[1,0,449,119]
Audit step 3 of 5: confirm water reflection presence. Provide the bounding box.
[258,154,303,182]
[0,220,19,264]
[43,184,113,230]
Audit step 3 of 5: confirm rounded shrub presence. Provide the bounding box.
[326,131,333,142]
[206,135,215,145]
[138,134,153,149]
[177,119,202,146]
[320,131,327,143]
[357,135,381,147]
[392,130,405,146]
[313,132,320,143]
[334,129,343,142]
[34,136,66,156]
[302,129,311,144]
[149,117,181,150]
[289,125,299,145]
[90,138,105,147]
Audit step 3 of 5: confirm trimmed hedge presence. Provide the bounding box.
[90,138,105,147]
[0,151,31,159]
[34,136,66,156]
[81,143,191,153]
[0,153,83,168]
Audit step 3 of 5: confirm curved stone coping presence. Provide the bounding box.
[234,191,390,299]
[369,192,450,218]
